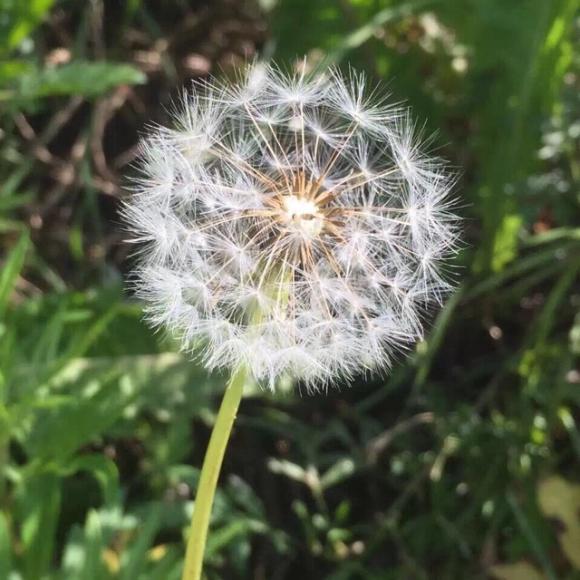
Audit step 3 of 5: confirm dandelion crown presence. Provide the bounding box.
[124,63,459,389]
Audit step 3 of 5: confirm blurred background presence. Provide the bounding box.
[0,1,579,579]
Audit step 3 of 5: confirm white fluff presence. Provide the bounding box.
[123,62,460,391]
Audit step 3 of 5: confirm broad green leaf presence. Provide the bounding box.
[15,61,146,101]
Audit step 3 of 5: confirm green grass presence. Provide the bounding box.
[0,0,579,578]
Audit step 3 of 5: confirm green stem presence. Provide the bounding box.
[181,366,247,580]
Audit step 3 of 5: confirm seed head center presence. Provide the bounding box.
[281,194,324,237]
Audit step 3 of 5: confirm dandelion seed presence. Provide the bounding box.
[124,62,460,390]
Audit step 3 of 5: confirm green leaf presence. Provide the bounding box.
[454,0,579,271]
[0,511,12,579]
[23,371,136,462]
[119,503,163,580]
[570,312,580,355]
[60,525,88,579]
[80,510,106,580]
[0,0,54,54]
[491,214,523,272]
[271,0,434,66]
[0,232,29,319]
[320,0,436,67]
[14,61,146,101]
[60,507,132,580]
[414,286,464,387]
[0,191,34,212]
[507,493,558,580]
[60,455,120,507]
[147,548,182,580]
[320,458,356,490]
[205,518,261,557]
[268,458,309,484]
[0,59,34,86]
[18,471,61,580]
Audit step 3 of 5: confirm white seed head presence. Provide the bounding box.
[123,62,460,391]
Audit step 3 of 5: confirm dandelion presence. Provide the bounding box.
[125,64,459,389]
[123,61,459,580]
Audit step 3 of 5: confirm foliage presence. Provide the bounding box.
[0,0,578,579]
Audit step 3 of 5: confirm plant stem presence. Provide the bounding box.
[181,366,247,580]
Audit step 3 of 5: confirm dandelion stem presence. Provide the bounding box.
[181,365,248,580]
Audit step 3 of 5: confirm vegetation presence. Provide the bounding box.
[0,0,578,578]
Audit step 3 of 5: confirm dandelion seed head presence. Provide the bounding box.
[124,62,460,391]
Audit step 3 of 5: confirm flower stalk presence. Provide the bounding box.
[181,366,247,580]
